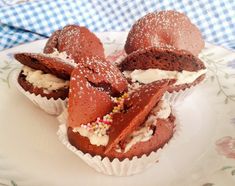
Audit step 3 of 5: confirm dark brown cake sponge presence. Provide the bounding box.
[43,30,61,54]
[105,80,171,153]
[14,53,74,80]
[119,47,206,72]
[44,25,105,63]
[68,56,128,128]
[125,10,204,56]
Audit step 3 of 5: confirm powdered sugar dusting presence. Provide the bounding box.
[126,10,204,55]
[79,56,127,93]
[57,25,105,60]
[58,25,82,52]
[128,11,187,46]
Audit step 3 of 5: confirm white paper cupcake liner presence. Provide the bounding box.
[12,70,67,115]
[163,87,195,106]
[163,81,205,106]
[57,110,181,176]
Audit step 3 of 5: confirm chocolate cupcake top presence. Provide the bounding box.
[125,10,204,56]
[43,30,61,54]
[44,25,105,63]
[105,80,171,153]
[14,53,75,80]
[119,47,206,72]
[68,56,128,128]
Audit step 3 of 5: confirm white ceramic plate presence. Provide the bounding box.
[0,32,235,186]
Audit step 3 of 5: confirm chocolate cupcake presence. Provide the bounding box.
[14,52,76,115]
[68,81,174,160]
[13,24,107,115]
[125,10,204,56]
[57,56,177,176]
[119,47,207,104]
[44,25,105,62]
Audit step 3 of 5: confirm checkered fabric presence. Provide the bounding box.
[0,0,234,50]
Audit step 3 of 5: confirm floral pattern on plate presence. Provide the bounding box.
[0,33,235,186]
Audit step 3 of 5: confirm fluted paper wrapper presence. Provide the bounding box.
[13,71,67,115]
[163,87,195,106]
[57,110,181,176]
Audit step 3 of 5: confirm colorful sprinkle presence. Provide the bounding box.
[81,93,129,136]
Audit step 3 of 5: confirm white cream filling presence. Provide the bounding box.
[59,109,110,147]
[153,100,171,119]
[117,100,171,153]
[72,100,171,151]
[43,49,78,67]
[120,128,154,153]
[123,68,207,85]
[73,126,109,146]
[22,66,69,92]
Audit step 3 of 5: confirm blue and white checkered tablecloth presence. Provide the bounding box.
[0,0,234,51]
